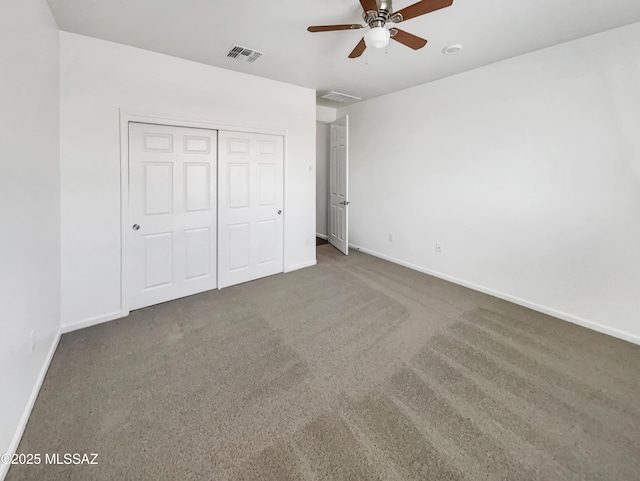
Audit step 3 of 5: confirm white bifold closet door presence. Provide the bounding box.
[129,123,217,310]
[218,131,284,288]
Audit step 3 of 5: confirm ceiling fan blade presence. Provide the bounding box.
[390,28,428,50]
[393,0,453,22]
[349,38,367,58]
[359,0,379,15]
[308,24,364,32]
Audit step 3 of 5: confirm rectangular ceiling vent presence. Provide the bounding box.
[226,45,264,64]
[319,91,362,104]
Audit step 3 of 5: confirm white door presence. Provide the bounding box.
[129,123,217,310]
[218,131,284,288]
[329,116,349,255]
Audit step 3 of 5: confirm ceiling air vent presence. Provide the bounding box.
[318,91,362,104]
[225,45,264,63]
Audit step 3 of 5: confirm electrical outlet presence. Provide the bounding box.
[436,243,443,253]
[388,233,394,242]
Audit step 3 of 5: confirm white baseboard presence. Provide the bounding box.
[316,233,328,240]
[1,330,61,481]
[349,243,640,346]
[61,310,125,334]
[285,260,317,273]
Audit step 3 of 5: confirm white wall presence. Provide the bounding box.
[316,122,330,237]
[316,105,337,123]
[338,22,640,344]
[0,0,61,477]
[60,32,316,330]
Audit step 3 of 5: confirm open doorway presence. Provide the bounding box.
[316,121,330,246]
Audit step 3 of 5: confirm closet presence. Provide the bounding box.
[128,122,284,309]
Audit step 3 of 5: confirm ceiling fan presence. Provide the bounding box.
[307,0,454,58]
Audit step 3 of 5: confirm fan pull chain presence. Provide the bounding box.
[365,50,369,65]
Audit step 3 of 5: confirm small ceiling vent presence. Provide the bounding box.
[318,91,362,104]
[226,45,264,63]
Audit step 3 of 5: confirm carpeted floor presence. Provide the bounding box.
[8,245,640,480]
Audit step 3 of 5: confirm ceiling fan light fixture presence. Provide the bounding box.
[364,26,390,50]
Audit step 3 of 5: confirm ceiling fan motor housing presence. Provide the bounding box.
[364,0,394,27]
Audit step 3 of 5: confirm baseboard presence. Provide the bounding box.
[61,310,124,334]
[349,243,640,346]
[316,233,328,240]
[1,330,61,481]
[285,260,317,273]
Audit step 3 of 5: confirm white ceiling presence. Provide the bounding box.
[47,0,640,106]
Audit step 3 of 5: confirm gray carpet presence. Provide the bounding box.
[8,245,640,480]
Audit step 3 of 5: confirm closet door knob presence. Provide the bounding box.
[132,224,140,231]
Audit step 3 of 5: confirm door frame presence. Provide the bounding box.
[119,110,286,317]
